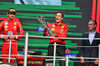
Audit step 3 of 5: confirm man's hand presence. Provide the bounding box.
[9,35,15,40]
[54,34,58,37]
[81,58,84,63]
[3,35,8,40]
[95,59,98,65]
[50,34,58,37]
[43,25,47,30]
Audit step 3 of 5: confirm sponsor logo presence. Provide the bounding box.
[51,28,54,31]
[61,29,63,31]
[65,48,76,59]
[13,26,17,30]
[5,22,8,25]
[66,54,76,59]
[65,48,70,53]
[38,26,44,32]
[14,23,16,25]
[62,26,64,28]
[52,25,55,27]
[4,26,8,28]
[5,29,8,31]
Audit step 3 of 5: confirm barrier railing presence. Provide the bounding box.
[0,33,100,66]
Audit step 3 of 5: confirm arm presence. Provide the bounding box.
[0,22,3,37]
[17,22,24,39]
[43,25,49,36]
[80,34,85,63]
[0,21,9,40]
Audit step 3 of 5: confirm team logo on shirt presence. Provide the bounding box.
[5,29,8,31]
[62,26,64,28]
[5,22,8,25]
[51,28,55,31]
[61,29,63,31]
[52,25,55,27]
[4,26,8,28]
[13,26,17,30]
[14,23,16,25]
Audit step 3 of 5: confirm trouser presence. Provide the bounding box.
[1,40,17,63]
[48,43,65,66]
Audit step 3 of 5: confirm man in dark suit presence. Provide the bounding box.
[80,20,100,66]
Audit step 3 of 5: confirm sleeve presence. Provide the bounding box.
[17,22,24,39]
[43,23,50,36]
[80,34,85,57]
[58,24,68,38]
[43,30,49,36]
[0,22,4,38]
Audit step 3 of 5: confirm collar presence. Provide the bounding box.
[89,31,96,34]
[54,22,63,26]
[8,19,14,22]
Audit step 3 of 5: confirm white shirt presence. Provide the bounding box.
[89,31,96,45]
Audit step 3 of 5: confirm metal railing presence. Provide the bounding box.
[1,33,100,66]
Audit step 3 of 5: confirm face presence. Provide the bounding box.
[88,21,96,32]
[7,13,15,20]
[55,13,63,23]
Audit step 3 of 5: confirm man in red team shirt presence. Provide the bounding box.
[0,8,24,63]
[43,12,68,66]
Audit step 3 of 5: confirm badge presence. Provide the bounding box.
[14,23,16,25]
[51,28,55,31]
[8,31,13,35]
[62,26,64,28]
[5,29,8,31]
[38,26,44,32]
[61,29,63,31]
[4,26,8,28]
[13,26,17,30]
[52,25,55,27]
[5,22,8,25]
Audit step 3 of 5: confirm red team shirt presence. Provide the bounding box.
[43,22,68,44]
[0,19,24,39]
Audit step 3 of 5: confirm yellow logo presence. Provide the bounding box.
[14,23,16,25]
[4,26,8,28]
[62,26,64,28]
[51,28,55,31]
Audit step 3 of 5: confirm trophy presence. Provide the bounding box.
[37,16,54,36]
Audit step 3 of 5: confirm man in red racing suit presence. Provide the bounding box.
[0,8,24,63]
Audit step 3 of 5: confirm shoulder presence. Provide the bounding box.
[0,20,8,24]
[96,32,100,36]
[14,20,21,25]
[62,23,68,28]
[82,32,88,37]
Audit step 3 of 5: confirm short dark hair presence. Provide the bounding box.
[8,8,16,15]
[89,20,97,25]
[57,12,64,17]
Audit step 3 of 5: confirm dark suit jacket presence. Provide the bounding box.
[80,32,100,58]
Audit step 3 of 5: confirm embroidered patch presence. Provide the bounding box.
[5,22,8,25]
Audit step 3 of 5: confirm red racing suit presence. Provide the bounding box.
[0,19,24,63]
[43,22,68,44]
